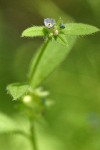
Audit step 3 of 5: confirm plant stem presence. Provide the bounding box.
[30,119,38,150]
[29,39,50,86]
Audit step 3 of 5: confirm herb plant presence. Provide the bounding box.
[5,18,99,150]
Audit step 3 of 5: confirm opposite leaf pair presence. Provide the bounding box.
[22,18,99,46]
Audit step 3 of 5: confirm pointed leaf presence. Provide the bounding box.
[7,83,29,100]
[29,36,76,88]
[61,23,99,36]
[0,112,19,133]
[21,26,45,37]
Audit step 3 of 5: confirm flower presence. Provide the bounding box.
[44,18,55,28]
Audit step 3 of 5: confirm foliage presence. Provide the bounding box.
[0,0,100,150]
[6,17,99,150]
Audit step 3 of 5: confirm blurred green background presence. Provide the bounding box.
[0,0,100,149]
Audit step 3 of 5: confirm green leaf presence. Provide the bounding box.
[21,26,46,37]
[0,112,19,133]
[7,83,30,100]
[56,35,68,46]
[29,36,76,88]
[61,23,99,36]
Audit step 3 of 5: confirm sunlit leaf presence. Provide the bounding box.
[21,26,46,37]
[7,83,29,100]
[61,23,99,35]
[0,112,19,133]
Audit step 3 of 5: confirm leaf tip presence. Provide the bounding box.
[21,31,25,37]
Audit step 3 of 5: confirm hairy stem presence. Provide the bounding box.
[29,39,50,86]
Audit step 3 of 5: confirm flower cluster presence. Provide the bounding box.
[44,18,65,37]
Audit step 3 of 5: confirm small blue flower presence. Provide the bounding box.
[60,24,65,29]
[44,18,55,28]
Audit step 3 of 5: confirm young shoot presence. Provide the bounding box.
[7,17,99,150]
